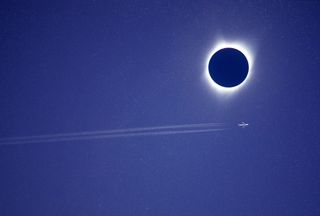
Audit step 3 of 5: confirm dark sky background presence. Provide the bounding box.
[1,0,320,215]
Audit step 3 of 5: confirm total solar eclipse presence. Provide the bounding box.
[208,48,249,88]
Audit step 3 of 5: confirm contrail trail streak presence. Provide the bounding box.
[0,128,225,146]
[0,122,224,142]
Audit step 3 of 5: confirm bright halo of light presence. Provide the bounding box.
[204,40,254,94]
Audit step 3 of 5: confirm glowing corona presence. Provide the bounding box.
[204,41,254,94]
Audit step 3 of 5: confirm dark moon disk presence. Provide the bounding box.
[208,48,249,88]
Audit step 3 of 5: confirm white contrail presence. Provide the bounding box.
[0,128,225,146]
[0,122,224,142]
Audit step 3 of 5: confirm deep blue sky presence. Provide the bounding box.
[1,0,320,215]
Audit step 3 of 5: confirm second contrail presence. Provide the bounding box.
[0,128,225,145]
[0,122,226,146]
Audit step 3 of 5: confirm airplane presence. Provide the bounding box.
[238,122,249,128]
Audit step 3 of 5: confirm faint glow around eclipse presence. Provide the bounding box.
[204,41,254,94]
